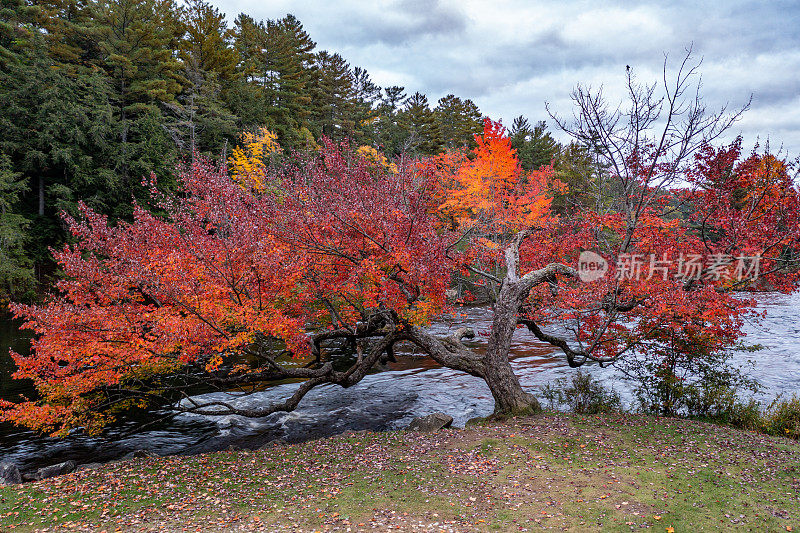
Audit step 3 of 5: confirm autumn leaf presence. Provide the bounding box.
[228,127,281,191]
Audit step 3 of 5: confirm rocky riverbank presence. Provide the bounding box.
[1,413,798,532]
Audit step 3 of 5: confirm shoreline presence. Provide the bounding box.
[1,412,798,532]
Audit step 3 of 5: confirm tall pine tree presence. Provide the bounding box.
[310,51,355,141]
[434,94,483,151]
[94,0,184,189]
[398,92,440,155]
[168,0,238,157]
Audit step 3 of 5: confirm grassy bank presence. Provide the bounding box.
[1,413,798,532]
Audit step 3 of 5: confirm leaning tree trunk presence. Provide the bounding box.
[403,316,537,416]
[403,235,578,415]
[397,232,578,417]
[479,231,579,415]
[482,279,541,414]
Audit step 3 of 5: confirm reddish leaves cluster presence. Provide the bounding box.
[687,142,800,291]
[268,143,451,327]
[2,121,799,435]
[518,142,800,366]
[1,141,452,434]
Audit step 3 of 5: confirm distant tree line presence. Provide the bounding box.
[0,0,585,303]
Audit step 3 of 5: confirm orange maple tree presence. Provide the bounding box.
[438,119,558,233]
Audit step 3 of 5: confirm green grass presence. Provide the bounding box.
[1,413,798,531]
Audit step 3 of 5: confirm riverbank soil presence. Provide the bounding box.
[1,413,798,532]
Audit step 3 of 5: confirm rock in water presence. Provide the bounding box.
[407,413,454,432]
[0,463,22,485]
[259,438,288,450]
[121,449,157,461]
[34,460,77,481]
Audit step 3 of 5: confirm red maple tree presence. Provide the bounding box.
[1,141,458,434]
[4,63,800,434]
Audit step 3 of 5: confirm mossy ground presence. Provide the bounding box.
[1,413,798,532]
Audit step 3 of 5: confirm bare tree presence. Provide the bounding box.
[547,46,750,253]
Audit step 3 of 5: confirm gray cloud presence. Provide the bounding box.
[318,0,467,46]
[215,0,800,155]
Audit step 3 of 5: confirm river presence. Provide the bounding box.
[1,291,798,474]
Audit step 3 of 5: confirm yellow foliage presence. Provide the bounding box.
[356,145,398,174]
[229,128,281,191]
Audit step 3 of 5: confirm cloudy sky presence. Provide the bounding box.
[216,0,800,155]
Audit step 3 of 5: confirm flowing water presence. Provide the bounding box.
[1,292,798,474]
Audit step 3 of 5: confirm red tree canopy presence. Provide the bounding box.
[1,140,454,435]
[3,121,800,434]
[439,125,800,369]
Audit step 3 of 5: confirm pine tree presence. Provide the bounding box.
[381,85,406,111]
[552,140,620,215]
[230,13,317,147]
[434,94,483,151]
[509,116,559,171]
[165,64,238,158]
[168,0,238,157]
[228,13,269,129]
[398,92,440,155]
[371,85,406,154]
[178,0,237,82]
[310,51,355,141]
[0,155,32,301]
[94,0,184,185]
[276,14,316,131]
[0,0,38,69]
[350,66,381,144]
[0,1,116,285]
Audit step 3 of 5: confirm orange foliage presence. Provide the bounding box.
[439,119,561,233]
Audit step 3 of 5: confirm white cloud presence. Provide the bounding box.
[560,6,672,51]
